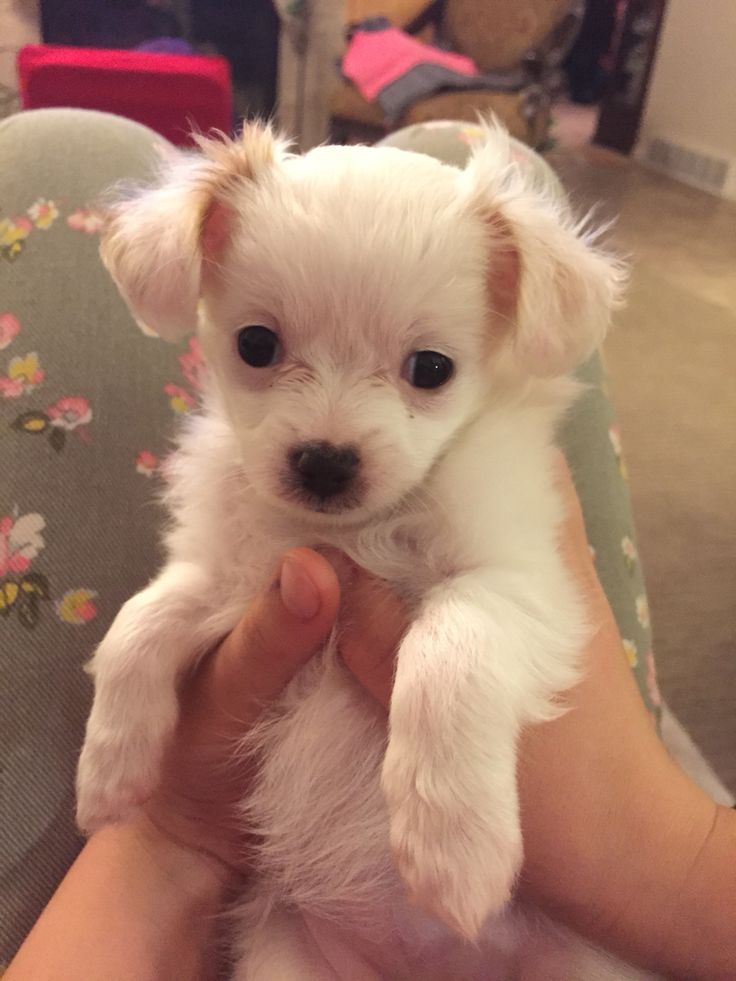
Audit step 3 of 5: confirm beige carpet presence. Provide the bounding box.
[549,146,736,793]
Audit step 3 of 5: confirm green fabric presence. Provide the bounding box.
[0,110,659,966]
[379,120,565,199]
[0,109,191,962]
[562,355,658,710]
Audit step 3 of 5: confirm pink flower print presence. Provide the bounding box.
[27,198,59,230]
[458,124,485,146]
[164,383,196,413]
[0,512,46,577]
[0,513,97,629]
[0,378,23,398]
[56,588,98,624]
[163,339,207,413]
[645,650,662,707]
[636,594,650,630]
[608,423,628,480]
[47,396,92,431]
[0,352,44,397]
[608,423,622,456]
[622,638,638,669]
[621,535,638,572]
[67,207,104,234]
[136,450,159,477]
[0,313,20,350]
[0,216,32,259]
[178,338,207,392]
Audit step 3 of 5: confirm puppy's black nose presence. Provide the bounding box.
[289,441,360,499]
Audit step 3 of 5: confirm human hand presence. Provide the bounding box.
[515,457,735,979]
[140,548,342,875]
[138,545,406,877]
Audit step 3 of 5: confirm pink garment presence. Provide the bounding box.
[343,26,479,102]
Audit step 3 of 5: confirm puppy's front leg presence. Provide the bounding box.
[76,561,228,833]
[382,574,577,941]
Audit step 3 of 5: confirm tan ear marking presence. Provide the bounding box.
[485,212,520,335]
[194,122,280,278]
[201,199,234,284]
[192,121,277,204]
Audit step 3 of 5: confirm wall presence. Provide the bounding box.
[637,0,736,199]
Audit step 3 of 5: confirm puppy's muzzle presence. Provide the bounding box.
[288,441,360,501]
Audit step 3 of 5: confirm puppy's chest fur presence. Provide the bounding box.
[161,394,570,946]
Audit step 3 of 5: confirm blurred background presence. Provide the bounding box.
[1,0,734,792]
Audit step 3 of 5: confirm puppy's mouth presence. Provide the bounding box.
[278,478,367,518]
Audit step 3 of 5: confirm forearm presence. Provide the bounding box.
[520,615,736,979]
[582,790,736,981]
[515,468,736,978]
[529,742,736,978]
[6,818,232,981]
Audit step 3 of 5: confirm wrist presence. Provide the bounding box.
[655,803,736,980]
[519,694,726,978]
[118,814,238,902]
[535,774,735,980]
[7,816,238,981]
[89,817,236,981]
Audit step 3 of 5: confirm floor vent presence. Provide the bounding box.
[644,138,730,195]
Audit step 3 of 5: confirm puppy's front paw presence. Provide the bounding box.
[382,748,523,941]
[76,737,155,833]
[76,696,177,833]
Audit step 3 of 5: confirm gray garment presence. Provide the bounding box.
[379,63,526,122]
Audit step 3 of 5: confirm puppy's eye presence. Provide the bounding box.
[405,350,454,389]
[237,325,280,368]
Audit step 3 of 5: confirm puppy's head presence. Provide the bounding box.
[102,123,624,523]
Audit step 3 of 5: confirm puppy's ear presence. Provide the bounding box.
[100,123,286,340]
[463,126,626,376]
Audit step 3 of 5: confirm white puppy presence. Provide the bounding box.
[77,123,654,979]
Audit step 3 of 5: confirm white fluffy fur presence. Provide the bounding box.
[78,123,655,978]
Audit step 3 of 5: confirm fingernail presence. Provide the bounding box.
[279,555,321,621]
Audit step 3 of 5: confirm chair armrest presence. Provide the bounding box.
[345,0,442,32]
[404,0,445,34]
[523,2,584,82]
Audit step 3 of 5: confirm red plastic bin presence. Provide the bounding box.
[17,44,232,147]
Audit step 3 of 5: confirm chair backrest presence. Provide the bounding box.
[346,0,432,28]
[442,0,577,71]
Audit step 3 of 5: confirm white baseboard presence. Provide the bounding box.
[635,135,736,201]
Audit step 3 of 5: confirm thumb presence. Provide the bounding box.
[188,549,340,731]
[231,547,341,700]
